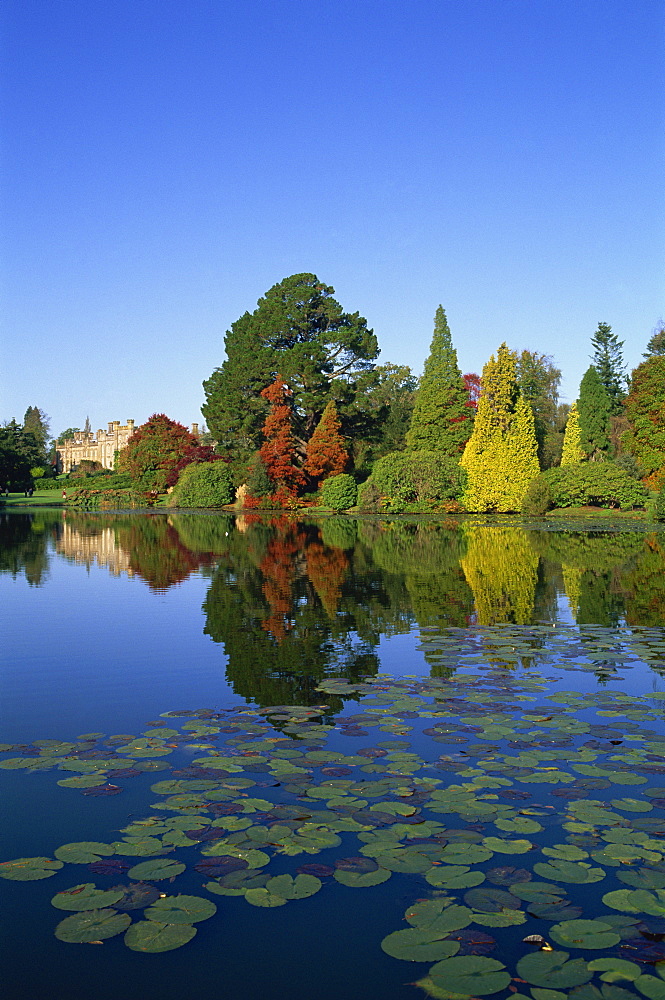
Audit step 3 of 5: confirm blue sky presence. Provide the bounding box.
[1,0,663,437]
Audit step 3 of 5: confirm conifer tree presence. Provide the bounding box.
[460,344,540,512]
[406,306,473,454]
[303,400,348,483]
[590,322,626,411]
[560,401,585,466]
[259,376,305,497]
[644,321,665,359]
[578,366,612,460]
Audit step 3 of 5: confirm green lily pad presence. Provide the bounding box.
[144,894,217,923]
[635,976,665,1000]
[51,884,124,911]
[617,868,665,889]
[127,858,186,881]
[534,860,606,884]
[54,842,115,864]
[381,928,460,962]
[55,907,131,943]
[333,868,391,888]
[124,920,196,952]
[244,887,288,907]
[464,887,521,913]
[481,837,532,855]
[550,919,621,949]
[425,866,485,889]
[587,959,642,983]
[265,874,321,899]
[516,950,593,988]
[428,955,511,996]
[0,857,63,880]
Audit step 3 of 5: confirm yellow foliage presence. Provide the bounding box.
[560,402,584,466]
[461,524,538,626]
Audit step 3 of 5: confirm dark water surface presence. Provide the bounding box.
[2,510,665,1000]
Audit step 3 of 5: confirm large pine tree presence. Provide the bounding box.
[590,322,626,411]
[406,306,473,454]
[578,366,612,460]
[460,344,539,512]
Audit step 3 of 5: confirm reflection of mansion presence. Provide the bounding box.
[56,420,136,474]
[56,521,134,577]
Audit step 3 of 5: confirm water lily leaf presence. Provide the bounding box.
[193,857,249,878]
[110,839,166,857]
[54,842,115,864]
[542,845,590,862]
[534,860,606,884]
[110,883,161,910]
[516,950,593,988]
[464,887,520,913]
[471,908,527,927]
[54,908,131,943]
[529,901,584,921]
[635,976,665,1000]
[587,959,642,983]
[439,843,494,865]
[425,866,485,889]
[88,859,130,877]
[495,817,543,834]
[244,887,288,907]
[265,874,321,899]
[602,888,665,915]
[481,837,532,855]
[0,857,63,880]
[334,868,391,887]
[617,868,665,889]
[127,858,186,881]
[201,845,269,868]
[124,920,196,952]
[51,884,124,910]
[145,894,217,923]
[486,866,531,886]
[550,919,621,949]
[381,928,460,962]
[428,955,511,996]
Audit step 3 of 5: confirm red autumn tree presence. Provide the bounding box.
[259,376,305,497]
[118,414,220,491]
[463,373,481,410]
[303,400,348,484]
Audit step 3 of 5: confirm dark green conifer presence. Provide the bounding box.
[578,366,612,460]
[406,306,472,454]
[590,322,626,411]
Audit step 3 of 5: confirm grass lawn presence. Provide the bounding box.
[1,487,66,507]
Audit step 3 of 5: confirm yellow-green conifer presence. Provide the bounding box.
[460,344,540,512]
[560,401,584,466]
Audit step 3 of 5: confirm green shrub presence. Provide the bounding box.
[360,450,466,512]
[67,489,152,509]
[170,461,233,508]
[521,475,553,516]
[245,454,272,498]
[357,479,385,513]
[541,462,648,511]
[320,473,357,511]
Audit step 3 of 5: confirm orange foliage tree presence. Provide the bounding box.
[259,376,305,499]
[303,400,348,485]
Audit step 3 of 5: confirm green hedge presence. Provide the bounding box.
[170,461,233,508]
[358,450,466,513]
[521,462,649,515]
[67,488,152,509]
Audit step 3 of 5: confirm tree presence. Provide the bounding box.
[514,350,561,468]
[202,273,379,463]
[590,322,626,410]
[117,413,219,491]
[0,423,32,487]
[460,343,540,512]
[622,355,665,486]
[258,376,305,498]
[56,427,81,444]
[303,400,348,484]
[560,401,585,466]
[578,366,612,460]
[644,320,665,359]
[463,373,481,410]
[22,407,50,463]
[406,306,473,454]
[83,415,92,436]
[345,363,416,473]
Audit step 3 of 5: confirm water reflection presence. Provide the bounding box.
[2,510,665,699]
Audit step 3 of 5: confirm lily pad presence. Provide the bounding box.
[51,884,124,910]
[144,894,217,923]
[428,955,511,996]
[54,908,131,943]
[516,950,593,988]
[127,859,186,881]
[0,857,63,880]
[54,842,115,864]
[334,868,391,887]
[381,928,460,962]
[549,919,621,949]
[124,920,196,952]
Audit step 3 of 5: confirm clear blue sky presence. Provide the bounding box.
[2,0,663,437]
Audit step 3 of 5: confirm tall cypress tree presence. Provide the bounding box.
[406,306,473,454]
[578,366,612,460]
[560,402,584,466]
[590,322,626,411]
[303,400,348,484]
[460,343,540,512]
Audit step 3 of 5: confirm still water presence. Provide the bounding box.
[2,510,665,1000]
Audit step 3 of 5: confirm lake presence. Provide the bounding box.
[2,509,665,1000]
